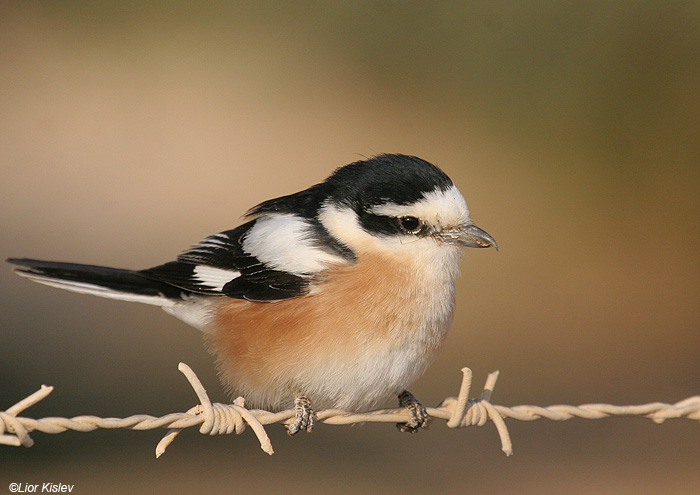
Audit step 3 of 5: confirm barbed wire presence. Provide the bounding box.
[1,363,698,457]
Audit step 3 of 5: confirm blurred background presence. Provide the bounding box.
[1,2,698,493]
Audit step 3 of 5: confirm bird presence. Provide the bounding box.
[7,154,497,435]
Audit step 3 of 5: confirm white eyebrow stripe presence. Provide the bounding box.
[192,265,241,291]
[369,184,469,224]
[241,214,346,276]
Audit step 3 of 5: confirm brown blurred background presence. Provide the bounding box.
[1,2,698,494]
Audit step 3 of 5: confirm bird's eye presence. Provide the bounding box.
[399,216,421,234]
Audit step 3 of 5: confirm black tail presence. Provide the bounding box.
[7,258,183,305]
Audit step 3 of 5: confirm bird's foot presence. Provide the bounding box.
[287,395,316,436]
[396,390,429,433]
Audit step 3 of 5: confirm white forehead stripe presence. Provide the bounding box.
[370,184,470,227]
[192,265,240,291]
[242,213,346,275]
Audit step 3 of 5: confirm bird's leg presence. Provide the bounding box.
[287,395,316,436]
[396,390,429,433]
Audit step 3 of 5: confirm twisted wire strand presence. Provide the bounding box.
[1,363,698,457]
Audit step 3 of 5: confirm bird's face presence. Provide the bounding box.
[366,183,498,250]
[316,155,497,271]
[319,183,495,265]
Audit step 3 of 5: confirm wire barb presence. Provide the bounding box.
[156,363,274,456]
[1,364,698,457]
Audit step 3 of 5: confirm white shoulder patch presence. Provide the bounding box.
[242,214,346,275]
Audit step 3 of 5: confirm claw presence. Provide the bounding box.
[287,396,316,436]
[396,390,429,433]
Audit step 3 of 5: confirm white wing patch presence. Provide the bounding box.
[192,265,241,291]
[242,214,347,275]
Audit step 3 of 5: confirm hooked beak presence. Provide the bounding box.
[438,223,498,250]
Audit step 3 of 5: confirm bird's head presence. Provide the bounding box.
[316,154,497,259]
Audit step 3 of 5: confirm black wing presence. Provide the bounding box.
[138,220,309,302]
